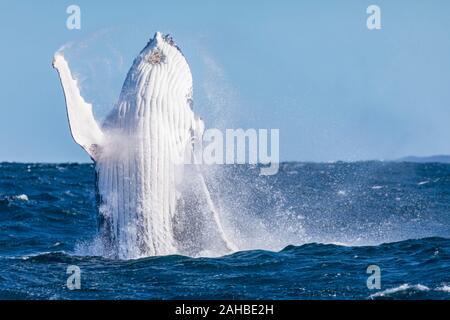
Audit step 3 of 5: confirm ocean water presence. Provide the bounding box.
[0,161,449,300]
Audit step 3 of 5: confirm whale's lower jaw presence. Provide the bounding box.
[94,138,236,259]
[95,135,182,259]
[95,153,234,259]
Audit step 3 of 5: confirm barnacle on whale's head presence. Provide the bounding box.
[146,47,166,65]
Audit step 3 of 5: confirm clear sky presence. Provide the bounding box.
[1,0,450,163]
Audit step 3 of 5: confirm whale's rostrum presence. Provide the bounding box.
[53,32,236,259]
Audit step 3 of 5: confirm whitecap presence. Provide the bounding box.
[435,285,450,293]
[14,194,29,201]
[369,284,430,299]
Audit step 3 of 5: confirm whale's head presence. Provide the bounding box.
[111,32,194,125]
[122,32,192,100]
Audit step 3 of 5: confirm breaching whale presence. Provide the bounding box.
[53,32,236,259]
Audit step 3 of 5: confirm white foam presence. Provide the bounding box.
[436,285,450,293]
[14,194,29,201]
[369,284,430,298]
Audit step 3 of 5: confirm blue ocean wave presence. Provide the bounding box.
[0,162,449,299]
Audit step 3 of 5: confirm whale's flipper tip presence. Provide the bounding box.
[52,53,64,70]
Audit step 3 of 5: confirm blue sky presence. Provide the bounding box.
[1,0,450,162]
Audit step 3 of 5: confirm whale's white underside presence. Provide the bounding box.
[54,32,235,259]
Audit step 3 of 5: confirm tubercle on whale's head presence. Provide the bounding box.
[147,32,179,51]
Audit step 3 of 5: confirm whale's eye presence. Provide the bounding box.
[146,48,165,65]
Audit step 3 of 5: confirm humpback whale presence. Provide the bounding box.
[53,32,236,259]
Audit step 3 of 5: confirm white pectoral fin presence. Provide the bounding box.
[53,54,104,160]
[195,167,238,253]
[189,147,238,253]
